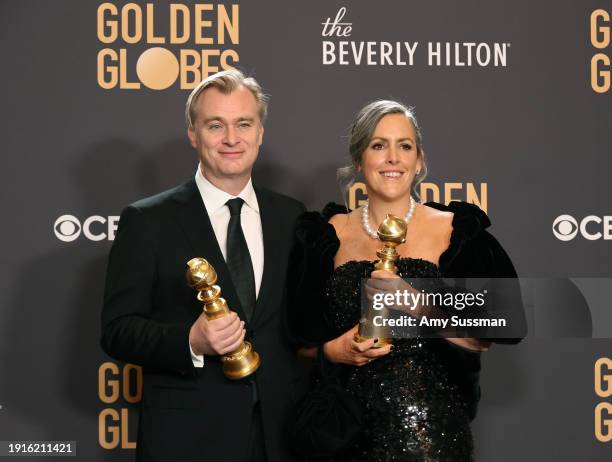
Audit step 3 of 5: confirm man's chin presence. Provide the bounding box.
[219,168,253,180]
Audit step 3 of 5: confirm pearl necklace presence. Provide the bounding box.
[361,197,417,240]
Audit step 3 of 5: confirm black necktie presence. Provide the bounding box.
[225,198,256,321]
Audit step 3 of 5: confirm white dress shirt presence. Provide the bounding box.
[190,166,265,367]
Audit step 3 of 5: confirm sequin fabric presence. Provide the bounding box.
[324,258,474,462]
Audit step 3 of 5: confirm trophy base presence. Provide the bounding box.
[353,333,392,348]
[222,341,261,379]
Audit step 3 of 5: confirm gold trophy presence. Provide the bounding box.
[186,257,261,379]
[354,214,407,347]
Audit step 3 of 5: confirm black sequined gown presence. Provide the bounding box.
[325,259,473,462]
[287,202,524,462]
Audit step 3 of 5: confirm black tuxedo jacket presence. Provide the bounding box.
[101,179,305,462]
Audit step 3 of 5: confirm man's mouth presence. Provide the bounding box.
[219,151,244,157]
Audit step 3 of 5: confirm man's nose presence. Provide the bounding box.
[223,126,238,145]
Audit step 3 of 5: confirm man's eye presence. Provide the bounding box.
[238,122,252,129]
[208,124,223,130]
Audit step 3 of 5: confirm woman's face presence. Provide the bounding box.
[360,113,422,202]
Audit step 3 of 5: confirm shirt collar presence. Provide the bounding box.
[194,165,259,214]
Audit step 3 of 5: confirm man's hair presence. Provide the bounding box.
[185,69,269,128]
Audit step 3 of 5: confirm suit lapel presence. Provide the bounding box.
[173,180,247,322]
[252,187,283,326]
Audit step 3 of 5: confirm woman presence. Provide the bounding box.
[287,100,522,461]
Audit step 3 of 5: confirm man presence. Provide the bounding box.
[101,69,305,462]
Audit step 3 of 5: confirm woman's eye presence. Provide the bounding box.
[400,143,413,150]
[371,143,384,150]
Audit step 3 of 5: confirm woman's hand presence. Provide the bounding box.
[371,269,399,280]
[446,337,492,352]
[365,270,417,314]
[323,325,392,366]
[369,270,492,353]
[365,270,401,305]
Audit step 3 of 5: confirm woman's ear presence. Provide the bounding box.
[416,152,424,173]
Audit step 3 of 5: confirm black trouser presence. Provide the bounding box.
[247,403,267,462]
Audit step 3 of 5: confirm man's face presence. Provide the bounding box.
[188,86,264,186]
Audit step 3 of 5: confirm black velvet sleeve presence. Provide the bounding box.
[425,201,525,419]
[285,203,348,347]
[427,201,527,344]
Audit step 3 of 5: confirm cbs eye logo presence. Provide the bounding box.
[54,214,119,242]
[552,215,579,241]
[54,215,82,242]
[552,214,612,241]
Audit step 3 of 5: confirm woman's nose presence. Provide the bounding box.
[386,145,400,164]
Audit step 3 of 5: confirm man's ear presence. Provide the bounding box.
[258,125,264,146]
[187,126,197,149]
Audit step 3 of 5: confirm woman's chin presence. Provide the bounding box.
[367,188,412,203]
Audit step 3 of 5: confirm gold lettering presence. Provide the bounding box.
[201,49,220,77]
[122,364,142,403]
[122,3,143,44]
[348,182,487,210]
[348,183,367,210]
[98,362,120,403]
[591,9,611,49]
[466,182,488,213]
[194,4,214,45]
[218,5,239,45]
[146,4,164,44]
[444,183,463,203]
[119,49,141,89]
[170,4,190,44]
[98,408,120,449]
[591,53,611,93]
[221,49,239,70]
[419,182,440,203]
[180,49,201,89]
[595,402,612,443]
[97,3,118,44]
[121,409,137,449]
[97,49,118,89]
[595,357,612,398]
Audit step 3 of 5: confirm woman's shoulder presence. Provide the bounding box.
[294,202,349,252]
[423,201,516,276]
[322,202,349,221]
[416,202,454,235]
[423,200,491,241]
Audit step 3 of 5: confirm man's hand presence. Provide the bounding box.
[189,311,246,356]
[323,325,392,366]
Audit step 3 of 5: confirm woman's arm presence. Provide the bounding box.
[297,325,392,366]
[297,346,317,359]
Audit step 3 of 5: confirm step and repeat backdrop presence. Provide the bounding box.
[0,0,611,460]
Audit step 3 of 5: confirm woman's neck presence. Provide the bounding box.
[366,194,413,227]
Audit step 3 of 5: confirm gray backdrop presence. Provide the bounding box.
[1,0,611,460]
